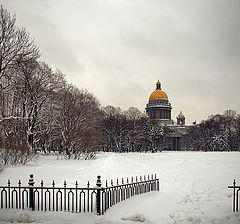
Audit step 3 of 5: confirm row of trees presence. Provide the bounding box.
[186,113,240,151]
[101,106,165,153]
[0,6,103,165]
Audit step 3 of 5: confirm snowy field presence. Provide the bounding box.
[0,152,240,224]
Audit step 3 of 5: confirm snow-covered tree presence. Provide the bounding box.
[186,113,239,151]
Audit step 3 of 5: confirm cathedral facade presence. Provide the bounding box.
[145,80,187,150]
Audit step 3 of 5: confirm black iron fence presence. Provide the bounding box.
[0,174,159,215]
[228,179,240,212]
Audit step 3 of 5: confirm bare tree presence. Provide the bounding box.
[0,5,39,79]
[125,107,141,120]
[51,84,102,159]
[0,5,40,128]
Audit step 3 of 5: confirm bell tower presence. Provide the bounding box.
[176,111,185,126]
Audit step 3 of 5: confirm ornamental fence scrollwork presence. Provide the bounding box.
[0,174,159,215]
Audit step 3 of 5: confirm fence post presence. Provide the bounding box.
[28,174,35,210]
[96,175,102,215]
[233,179,236,212]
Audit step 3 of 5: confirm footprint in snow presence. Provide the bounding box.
[121,214,145,222]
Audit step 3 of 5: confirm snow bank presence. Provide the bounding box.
[0,152,240,224]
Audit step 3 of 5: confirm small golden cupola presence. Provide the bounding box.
[178,111,183,116]
[142,110,148,118]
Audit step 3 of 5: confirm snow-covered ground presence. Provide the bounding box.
[0,152,240,224]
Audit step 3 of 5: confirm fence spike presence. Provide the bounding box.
[144,175,146,181]
[41,180,44,187]
[52,180,55,187]
[131,177,133,183]
[136,176,138,182]
[155,174,157,179]
[151,174,153,180]
[18,179,21,187]
[111,179,113,186]
[140,176,142,181]
[106,180,108,187]
[87,181,90,188]
[64,180,67,187]
[8,179,11,186]
[117,178,119,185]
[127,177,129,183]
[148,175,150,180]
[75,181,78,188]
[233,179,236,186]
[122,178,124,184]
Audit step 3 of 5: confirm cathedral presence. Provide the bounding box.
[145,80,188,150]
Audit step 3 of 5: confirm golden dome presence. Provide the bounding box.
[149,80,168,100]
[149,90,168,100]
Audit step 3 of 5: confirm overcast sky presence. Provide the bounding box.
[1,0,240,124]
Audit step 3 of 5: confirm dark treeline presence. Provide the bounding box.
[186,113,240,151]
[101,106,165,153]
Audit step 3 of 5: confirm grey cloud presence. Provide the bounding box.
[1,0,239,124]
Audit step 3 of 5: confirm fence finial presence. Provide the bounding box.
[28,174,35,186]
[96,175,102,187]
